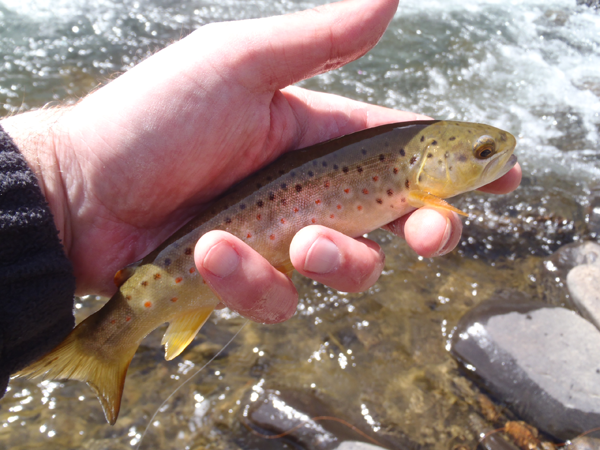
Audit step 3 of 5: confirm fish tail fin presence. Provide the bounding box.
[17,321,136,425]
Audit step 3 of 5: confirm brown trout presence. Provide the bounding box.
[18,120,517,424]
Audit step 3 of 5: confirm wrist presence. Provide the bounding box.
[0,109,72,255]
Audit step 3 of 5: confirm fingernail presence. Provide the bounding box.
[304,236,340,274]
[434,218,452,257]
[203,241,240,278]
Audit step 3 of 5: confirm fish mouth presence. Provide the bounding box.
[474,153,518,191]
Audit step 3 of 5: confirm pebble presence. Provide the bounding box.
[450,291,600,441]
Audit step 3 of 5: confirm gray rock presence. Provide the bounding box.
[450,292,600,440]
[565,436,600,450]
[567,264,600,330]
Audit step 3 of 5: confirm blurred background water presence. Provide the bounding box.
[1,0,599,449]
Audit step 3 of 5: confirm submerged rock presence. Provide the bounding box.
[567,263,600,330]
[450,291,600,440]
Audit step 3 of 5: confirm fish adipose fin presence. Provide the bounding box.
[407,191,468,217]
[17,321,136,425]
[162,306,215,361]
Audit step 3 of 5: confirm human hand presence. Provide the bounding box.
[0,0,521,324]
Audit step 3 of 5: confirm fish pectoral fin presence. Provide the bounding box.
[17,318,136,425]
[407,191,468,217]
[162,306,216,361]
[275,260,295,279]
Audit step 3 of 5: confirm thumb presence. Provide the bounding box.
[194,0,399,92]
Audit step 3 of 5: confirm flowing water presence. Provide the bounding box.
[1,0,599,449]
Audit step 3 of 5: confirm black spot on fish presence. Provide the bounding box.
[164,258,172,267]
[295,184,303,192]
[405,179,410,189]
[438,159,443,165]
[225,218,232,224]
[361,148,367,155]
[427,153,433,158]
[322,161,328,167]
[400,148,405,156]
[281,183,287,190]
[343,166,349,173]
[431,140,437,146]
[257,200,264,208]
[387,189,393,196]
[379,154,385,161]
[239,204,246,210]
[333,164,339,170]
[185,248,193,255]
[269,192,276,201]
[357,166,363,173]
[499,133,507,142]
[449,137,456,141]
[420,135,425,142]
[376,198,383,204]
[449,166,453,171]
[308,171,314,177]
[458,155,467,162]
[410,155,418,165]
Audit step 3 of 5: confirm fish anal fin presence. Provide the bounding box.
[275,260,295,278]
[407,191,468,217]
[17,321,137,425]
[162,306,215,361]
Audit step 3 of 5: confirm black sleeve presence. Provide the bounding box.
[0,125,75,397]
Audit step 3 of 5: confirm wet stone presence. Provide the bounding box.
[450,291,600,440]
[567,261,600,331]
[565,436,600,450]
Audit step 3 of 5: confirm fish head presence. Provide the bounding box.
[412,121,517,198]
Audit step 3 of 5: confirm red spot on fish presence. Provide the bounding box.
[294,207,299,213]
[110,319,116,324]
[311,218,316,223]
[189,267,195,274]
[144,301,152,308]
[362,189,369,195]
[175,277,183,284]
[170,297,178,303]
[330,214,335,219]
[376,198,383,204]
[247,233,252,239]
[126,317,131,322]
[387,189,394,196]
[202,279,206,284]
[393,167,399,174]
[357,206,363,211]
[324,181,330,188]
[141,281,148,287]
[256,214,262,220]
[125,295,132,301]
[154,273,161,280]
[372,176,379,182]
[185,248,192,255]
[344,189,350,194]
[315,199,321,205]
[281,218,286,224]
[337,204,342,210]
[270,234,275,240]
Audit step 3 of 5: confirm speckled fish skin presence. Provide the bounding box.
[19,120,517,424]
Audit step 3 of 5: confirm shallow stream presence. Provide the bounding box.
[1,0,599,449]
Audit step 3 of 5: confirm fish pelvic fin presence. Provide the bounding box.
[17,321,136,425]
[407,191,468,217]
[162,305,215,361]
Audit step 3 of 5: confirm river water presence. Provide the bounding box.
[0,0,598,449]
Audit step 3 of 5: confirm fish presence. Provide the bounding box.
[17,120,517,424]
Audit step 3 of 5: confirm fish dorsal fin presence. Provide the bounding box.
[407,191,468,217]
[16,316,137,425]
[275,260,295,278]
[162,306,215,361]
[113,260,142,287]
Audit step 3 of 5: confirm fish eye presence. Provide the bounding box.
[474,136,496,160]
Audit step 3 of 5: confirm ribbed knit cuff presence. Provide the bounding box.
[0,124,75,397]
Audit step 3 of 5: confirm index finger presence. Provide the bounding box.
[477,164,522,195]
